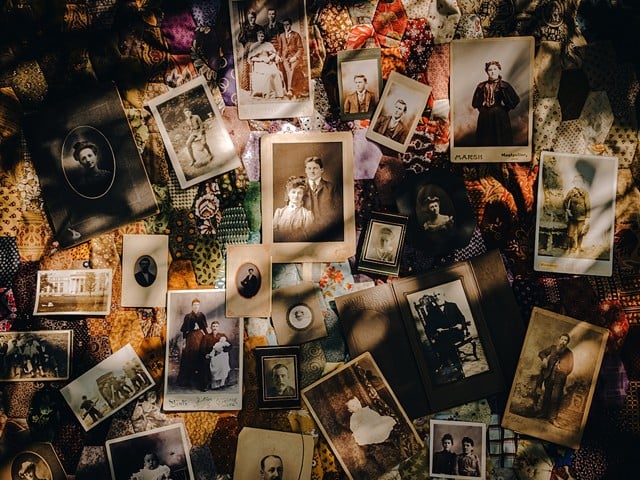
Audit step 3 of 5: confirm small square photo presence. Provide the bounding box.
[430,419,486,479]
[255,346,301,410]
[357,212,407,276]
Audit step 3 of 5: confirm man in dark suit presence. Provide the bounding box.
[303,156,342,242]
[264,8,283,43]
[239,268,259,298]
[267,363,296,397]
[373,99,410,143]
[277,18,306,98]
[343,74,377,114]
[533,333,574,423]
[134,257,156,287]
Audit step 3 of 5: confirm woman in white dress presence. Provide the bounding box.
[346,397,396,446]
[273,176,314,242]
[248,28,285,98]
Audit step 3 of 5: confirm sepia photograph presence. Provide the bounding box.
[22,85,158,249]
[534,151,618,277]
[233,427,314,480]
[395,170,476,256]
[302,352,423,480]
[255,345,301,410]
[0,442,67,480]
[147,76,241,189]
[164,290,243,411]
[60,344,155,431]
[502,307,609,449]
[121,234,169,308]
[34,269,112,316]
[357,212,407,277]
[450,37,534,163]
[229,0,314,119]
[0,330,71,382]
[430,419,486,479]
[338,48,382,121]
[225,244,271,317]
[271,281,326,345]
[366,71,432,153]
[261,132,356,262]
[105,424,194,480]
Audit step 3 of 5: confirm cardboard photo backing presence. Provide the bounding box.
[502,307,608,449]
[34,269,112,316]
[0,442,67,480]
[121,234,169,307]
[147,76,241,188]
[534,151,618,277]
[338,48,382,121]
[261,132,356,262]
[271,281,326,345]
[450,36,534,163]
[233,427,314,480]
[225,243,271,317]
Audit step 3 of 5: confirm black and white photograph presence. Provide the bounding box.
[164,290,243,411]
[338,48,382,121]
[60,344,155,431]
[450,37,534,163]
[147,76,241,189]
[357,212,407,276]
[302,352,422,480]
[105,424,194,480]
[0,330,71,382]
[130,387,176,433]
[395,171,476,256]
[405,279,490,387]
[255,345,301,410]
[271,282,326,345]
[21,85,158,249]
[233,427,314,480]
[430,419,487,479]
[534,151,618,277]
[229,0,313,119]
[366,71,432,153]
[261,132,356,262]
[225,244,271,317]
[34,269,112,316]
[121,234,169,308]
[0,442,67,480]
[502,307,609,449]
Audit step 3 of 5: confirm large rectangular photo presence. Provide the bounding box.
[502,307,608,449]
[302,352,423,480]
[261,132,356,262]
[60,343,155,431]
[34,269,112,316]
[450,37,534,163]
[0,330,72,382]
[534,151,618,277]
[229,0,313,119]
[164,289,243,411]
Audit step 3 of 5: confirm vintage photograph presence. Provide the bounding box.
[261,132,356,262]
[0,442,67,480]
[358,212,407,276]
[302,352,422,480]
[271,281,326,345]
[366,71,432,153]
[0,330,71,382]
[34,269,112,316]
[121,234,169,308]
[105,424,194,480]
[395,170,476,256]
[233,427,314,480]
[225,244,271,317]
[130,387,176,433]
[255,345,301,410]
[450,37,534,163]
[502,307,609,449]
[22,84,158,248]
[430,419,487,479]
[229,0,314,119]
[164,290,243,411]
[147,76,241,189]
[338,48,382,121]
[60,344,155,431]
[534,151,618,277]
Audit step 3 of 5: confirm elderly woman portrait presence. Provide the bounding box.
[273,176,314,242]
[70,140,112,197]
[471,61,520,146]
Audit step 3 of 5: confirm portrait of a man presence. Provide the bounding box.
[287,304,313,330]
[266,362,296,398]
[373,98,409,144]
[343,74,377,114]
[259,455,283,480]
[238,265,260,298]
[133,256,156,287]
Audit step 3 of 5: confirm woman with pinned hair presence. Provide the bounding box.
[472,60,520,146]
[71,140,112,196]
[273,176,314,242]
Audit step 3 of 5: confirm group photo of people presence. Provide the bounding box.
[431,427,484,478]
[0,332,69,381]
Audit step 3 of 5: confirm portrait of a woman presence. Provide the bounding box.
[472,61,520,146]
[273,176,314,242]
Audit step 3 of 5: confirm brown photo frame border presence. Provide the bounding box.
[255,345,301,410]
